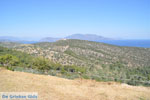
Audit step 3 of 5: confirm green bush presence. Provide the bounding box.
[0,54,19,67]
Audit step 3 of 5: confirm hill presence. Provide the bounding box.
[0,45,85,79]
[1,40,150,67]
[0,40,150,86]
[0,68,150,100]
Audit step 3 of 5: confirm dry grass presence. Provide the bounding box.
[0,68,150,100]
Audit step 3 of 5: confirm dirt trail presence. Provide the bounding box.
[0,68,150,100]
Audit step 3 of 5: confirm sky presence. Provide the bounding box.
[0,0,149,39]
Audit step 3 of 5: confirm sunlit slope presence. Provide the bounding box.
[0,68,150,100]
[1,40,150,86]
[1,39,150,68]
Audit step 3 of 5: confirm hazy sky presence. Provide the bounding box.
[0,0,149,39]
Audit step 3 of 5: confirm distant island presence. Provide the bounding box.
[0,34,150,48]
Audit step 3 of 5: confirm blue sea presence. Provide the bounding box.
[22,39,150,48]
[97,40,150,48]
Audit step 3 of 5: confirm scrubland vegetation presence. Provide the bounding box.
[0,40,150,87]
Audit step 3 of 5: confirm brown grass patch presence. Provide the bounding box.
[0,68,150,100]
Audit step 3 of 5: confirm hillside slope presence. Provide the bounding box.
[0,40,150,86]
[0,68,150,100]
[1,40,150,67]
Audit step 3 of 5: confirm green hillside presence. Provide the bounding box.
[0,46,85,78]
[0,40,150,86]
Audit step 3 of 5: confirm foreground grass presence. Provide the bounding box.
[0,68,150,100]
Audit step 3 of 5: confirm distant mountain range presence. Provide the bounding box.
[65,34,111,41]
[0,36,37,44]
[0,34,112,43]
[1,34,150,48]
[40,34,112,42]
[0,36,21,42]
